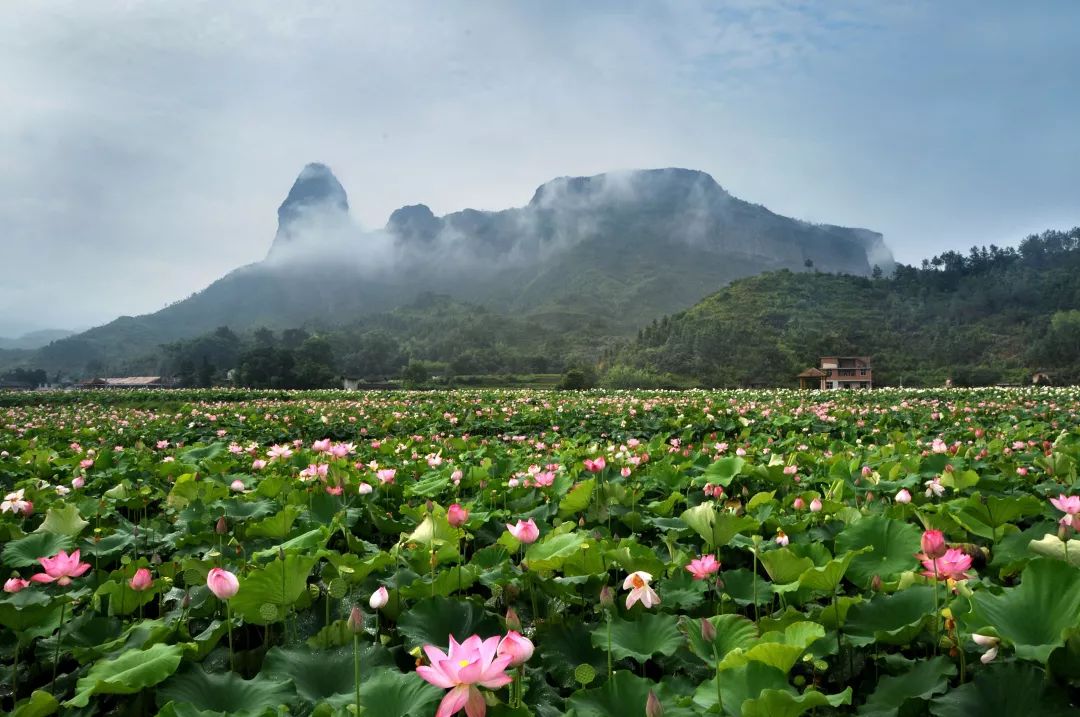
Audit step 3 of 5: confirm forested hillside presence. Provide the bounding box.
[610,228,1080,387]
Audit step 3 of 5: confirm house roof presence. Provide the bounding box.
[796,368,827,378]
[105,377,163,385]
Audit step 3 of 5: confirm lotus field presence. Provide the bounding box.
[3,388,1080,716]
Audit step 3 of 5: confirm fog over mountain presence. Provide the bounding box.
[9,162,892,375]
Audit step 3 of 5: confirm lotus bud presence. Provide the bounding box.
[921,530,947,559]
[646,690,664,717]
[871,575,883,592]
[505,606,522,632]
[348,606,364,634]
[369,586,389,610]
[700,618,716,643]
[599,585,615,610]
[215,515,227,534]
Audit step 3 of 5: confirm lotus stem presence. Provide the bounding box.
[226,601,236,672]
[353,632,361,714]
[51,602,66,694]
[712,642,722,714]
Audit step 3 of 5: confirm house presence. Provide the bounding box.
[797,357,873,389]
[79,376,173,389]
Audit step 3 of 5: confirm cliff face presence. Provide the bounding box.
[28,165,894,373]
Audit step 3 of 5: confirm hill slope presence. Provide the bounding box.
[19,165,891,376]
[614,228,1080,387]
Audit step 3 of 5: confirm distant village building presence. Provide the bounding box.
[79,376,173,389]
[797,357,873,389]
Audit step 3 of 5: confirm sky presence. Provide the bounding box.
[2,1,1079,336]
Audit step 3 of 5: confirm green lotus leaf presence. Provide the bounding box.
[558,479,595,517]
[566,670,697,717]
[230,553,318,625]
[355,669,444,717]
[929,663,1072,716]
[95,579,157,616]
[701,456,746,487]
[970,558,1080,663]
[0,588,63,632]
[262,645,396,707]
[758,548,814,586]
[797,547,870,593]
[858,656,956,716]
[692,662,789,715]
[155,664,295,716]
[719,621,824,674]
[680,502,760,549]
[590,612,683,662]
[845,586,935,647]
[34,502,88,538]
[525,531,587,572]
[835,515,922,588]
[741,687,852,717]
[396,596,501,650]
[538,622,608,688]
[683,613,759,665]
[10,690,59,717]
[406,512,460,548]
[1027,533,1080,567]
[2,531,74,568]
[65,642,184,708]
[245,505,303,539]
[949,494,1044,541]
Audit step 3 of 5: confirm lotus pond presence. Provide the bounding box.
[2,387,1080,716]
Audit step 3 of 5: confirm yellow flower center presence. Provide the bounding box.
[459,660,470,667]
[631,575,645,589]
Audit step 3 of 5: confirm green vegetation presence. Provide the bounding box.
[614,228,1080,387]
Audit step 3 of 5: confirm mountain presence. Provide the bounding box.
[16,164,893,376]
[0,329,75,350]
[611,228,1080,388]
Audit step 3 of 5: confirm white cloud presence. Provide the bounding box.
[0,1,1077,335]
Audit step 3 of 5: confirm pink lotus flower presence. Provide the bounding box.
[252,459,267,471]
[920,548,973,581]
[505,518,539,544]
[129,568,152,591]
[1051,494,1080,517]
[230,479,246,492]
[792,497,806,510]
[497,630,534,667]
[972,633,1000,663]
[920,530,947,559]
[534,471,556,487]
[376,468,397,485]
[4,577,29,593]
[623,571,660,609]
[583,457,606,473]
[685,554,720,580]
[31,550,91,586]
[358,482,373,495]
[329,442,356,458]
[79,459,94,470]
[207,567,239,599]
[775,529,790,546]
[312,438,332,453]
[895,488,912,504]
[1,489,32,515]
[72,476,85,489]
[267,444,293,461]
[417,634,514,717]
[369,586,389,609]
[448,503,469,528]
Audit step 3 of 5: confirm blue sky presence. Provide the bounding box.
[1,1,1078,334]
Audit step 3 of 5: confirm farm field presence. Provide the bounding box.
[2,388,1080,716]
